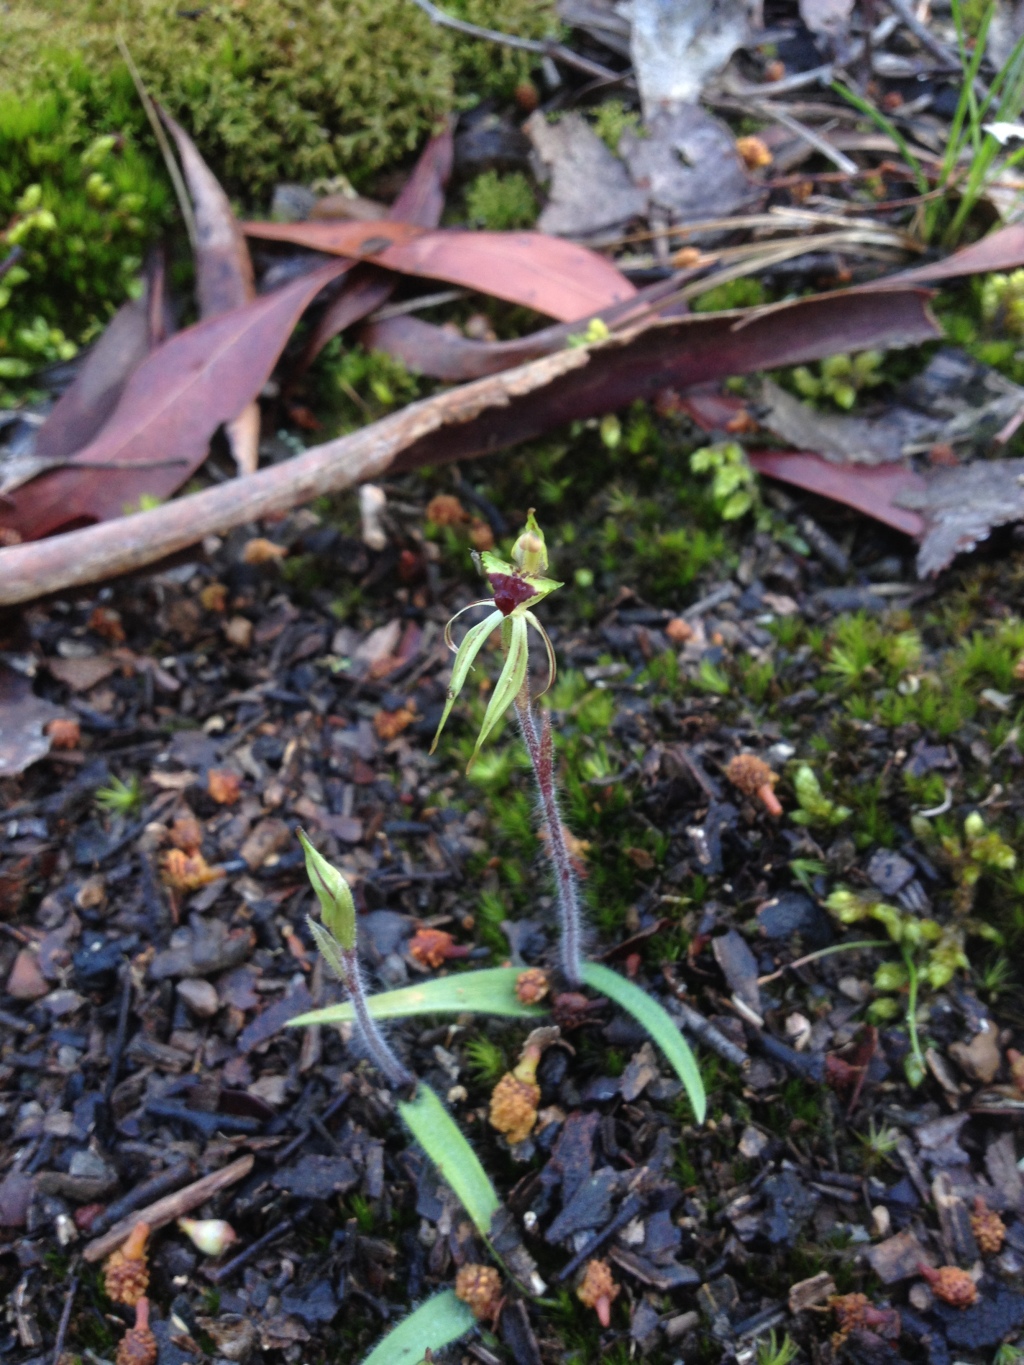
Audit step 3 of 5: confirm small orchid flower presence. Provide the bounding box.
[432,511,562,765]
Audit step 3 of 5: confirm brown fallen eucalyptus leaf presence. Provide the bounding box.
[360,274,687,381]
[0,284,938,603]
[159,107,260,475]
[299,123,453,369]
[1,258,167,498]
[0,665,74,777]
[748,451,927,536]
[244,220,636,321]
[0,258,347,542]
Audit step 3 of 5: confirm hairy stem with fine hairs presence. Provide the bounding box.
[515,689,583,986]
[342,947,414,1088]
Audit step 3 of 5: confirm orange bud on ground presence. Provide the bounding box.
[455,1263,503,1319]
[489,1073,541,1145]
[515,968,550,1005]
[207,768,242,805]
[161,849,223,892]
[89,606,126,643]
[425,494,467,526]
[241,537,288,565]
[725,753,782,816]
[46,717,81,750]
[116,1299,157,1365]
[169,815,203,853]
[971,1199,1006,1255]
[104,1223,151,1306]
[665,617,694,644]
[736,135,772,170]
[918,1264,978,1308]
[576,1259,620,1326]
[409,928,471,968]
[200,583,228,612]
[373,705,416,741]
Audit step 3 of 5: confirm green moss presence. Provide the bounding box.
[691,277,766,313]
[464,170,537,230]
[591,99,642,153]
[0,0,555,392]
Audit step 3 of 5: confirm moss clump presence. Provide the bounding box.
[0,105,170,393]
[465,170,537,229]
[591,99,642,153]
[0,0,556,391]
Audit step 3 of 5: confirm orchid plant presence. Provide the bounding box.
[294,512,705,1121]
[292,513,706,1360]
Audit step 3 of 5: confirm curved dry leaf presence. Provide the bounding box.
[749,450,926,537]
[299,125,453,367]
[895,457,1024,576]
[0,665,73,777]
[0,260,347,541]
[23,256,167,480]
[244,221,636,321]
[160,107,259,475]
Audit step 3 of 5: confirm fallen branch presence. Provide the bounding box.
[0,287,939,607]
[82,1154,254,1262]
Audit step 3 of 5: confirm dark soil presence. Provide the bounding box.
[3,426,1024,1365]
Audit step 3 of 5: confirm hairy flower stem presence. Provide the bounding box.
[515,689,582,986]
[341,947,414,1089]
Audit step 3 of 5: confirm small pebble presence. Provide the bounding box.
[176,979,220,1018]
[872,1205,891,1239]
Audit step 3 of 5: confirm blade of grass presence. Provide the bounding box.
[286,967,544,1028]
[831,82,929,195]
[361,1289,475,1365]
[397,1083,500,1238]
[581,962,706,1123]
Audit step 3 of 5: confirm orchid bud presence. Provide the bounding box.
[177,1218,238,1258]
[297,829,356,950]
[511,510,548,574]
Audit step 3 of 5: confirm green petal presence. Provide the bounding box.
[471,614,528,765]
[430,608,503,753]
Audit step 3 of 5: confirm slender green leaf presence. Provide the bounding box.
[398,1083,500,1237]
[361,1289,475,1365]
[286,967,544,1028]
[581,962,706,1123]
[831,82,928,194]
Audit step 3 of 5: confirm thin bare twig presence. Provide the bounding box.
[407,0,621,82]
[83,1155,254,1261]
[753,104,859,175]
[51,1276,78,1365]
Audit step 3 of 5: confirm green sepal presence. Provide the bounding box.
[360,1289,475,1365]
[470,615,528,766]
[431,606,503,753]
[581,962,706,1123]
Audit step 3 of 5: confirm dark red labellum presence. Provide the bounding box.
[489,572,534,616]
